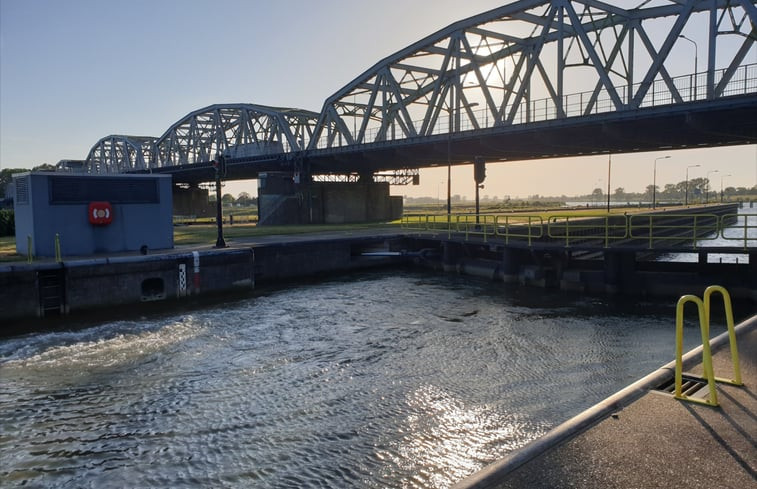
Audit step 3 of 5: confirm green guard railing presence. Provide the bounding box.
[401,212,755,250]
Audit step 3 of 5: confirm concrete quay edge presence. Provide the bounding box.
[452,313,757,489]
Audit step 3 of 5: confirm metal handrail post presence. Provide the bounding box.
[674,295,719,407]
[703,286,742,386]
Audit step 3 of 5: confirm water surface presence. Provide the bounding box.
[0,272,731,488]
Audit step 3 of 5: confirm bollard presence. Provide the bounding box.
[55,233,62,263]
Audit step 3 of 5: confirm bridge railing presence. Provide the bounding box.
[315,63,756,149]
[401,212,757,250]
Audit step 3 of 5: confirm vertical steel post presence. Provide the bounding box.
[214,155,226,248]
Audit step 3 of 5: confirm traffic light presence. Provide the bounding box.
[474,156,486,184]
[213,155,226,175]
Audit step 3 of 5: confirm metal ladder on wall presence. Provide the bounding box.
[38,268,66,317]
[674,285,743,407]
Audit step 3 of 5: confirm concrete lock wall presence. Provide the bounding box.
[258,173,403,225]
[173,185,214,217]
[13,173,173,257]
[318,182,402,223]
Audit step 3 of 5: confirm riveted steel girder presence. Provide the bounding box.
[152,104,320,168]
[85,135,157,174]
[309,0,757,151]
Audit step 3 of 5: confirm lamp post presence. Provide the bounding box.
[679,35,698,100]
[653,155,670,209]
[685,164,700,206]
[705,169,719,204]
[213,154,227,248]
[606,154,612,212]
[720,174,731,202]
[444,101,478,215]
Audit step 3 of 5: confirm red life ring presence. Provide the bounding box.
[88,201,113,225]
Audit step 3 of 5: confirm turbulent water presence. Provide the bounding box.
[0,271,735,488]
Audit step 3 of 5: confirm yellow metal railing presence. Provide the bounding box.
[401,212,755,249]
[547,214,628,248]
[703,286,742,386]
[674,285,742,407]
[495,215,544,246]
[54,233,62,263]
[630,213,720,249]
[401,213,545,243]
[27,235,33,264]
[720,213,757,250]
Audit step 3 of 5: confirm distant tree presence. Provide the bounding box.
[236,191,253,206]
[662,183,678,198]
[221,193,236,205]
[32,163,56,172]
[0,168,28,197]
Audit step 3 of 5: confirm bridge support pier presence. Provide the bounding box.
[442,242,461,273]
[499,248,525,283]
[172,184,214,218]
[258,173,402,226]
[604,251,636,295]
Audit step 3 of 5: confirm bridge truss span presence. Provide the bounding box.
[154,103,321,168]
[311,0,757,151]
[85,135,158,174]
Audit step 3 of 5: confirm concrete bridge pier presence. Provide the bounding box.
[499,248,527,283]
[442,242,462,273]
[603,250,636,295]
[257,172,403,226]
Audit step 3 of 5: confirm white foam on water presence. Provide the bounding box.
[1,319,204,374]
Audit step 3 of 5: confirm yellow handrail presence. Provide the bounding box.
[703,285,742,386]
[674,295,719,406]
[674,285,743,407]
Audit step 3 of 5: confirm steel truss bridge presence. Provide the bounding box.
[82,0,757,185]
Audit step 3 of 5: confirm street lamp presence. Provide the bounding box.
[685,164,700,206]
[653,155,670,209]
[705,169,719,204]
[444,101,479,215]
[679,35,698,99]
[720,174,731,202]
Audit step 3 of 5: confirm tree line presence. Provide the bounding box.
[585,177,755,203]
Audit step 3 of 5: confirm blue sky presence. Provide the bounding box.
[1,0,755,199]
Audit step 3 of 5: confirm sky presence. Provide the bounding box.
[1,0,755,200]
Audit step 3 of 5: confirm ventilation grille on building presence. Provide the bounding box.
[49,176,159,204]
[15,175,29,205]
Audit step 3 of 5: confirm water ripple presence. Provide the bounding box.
[0,271,715,488]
